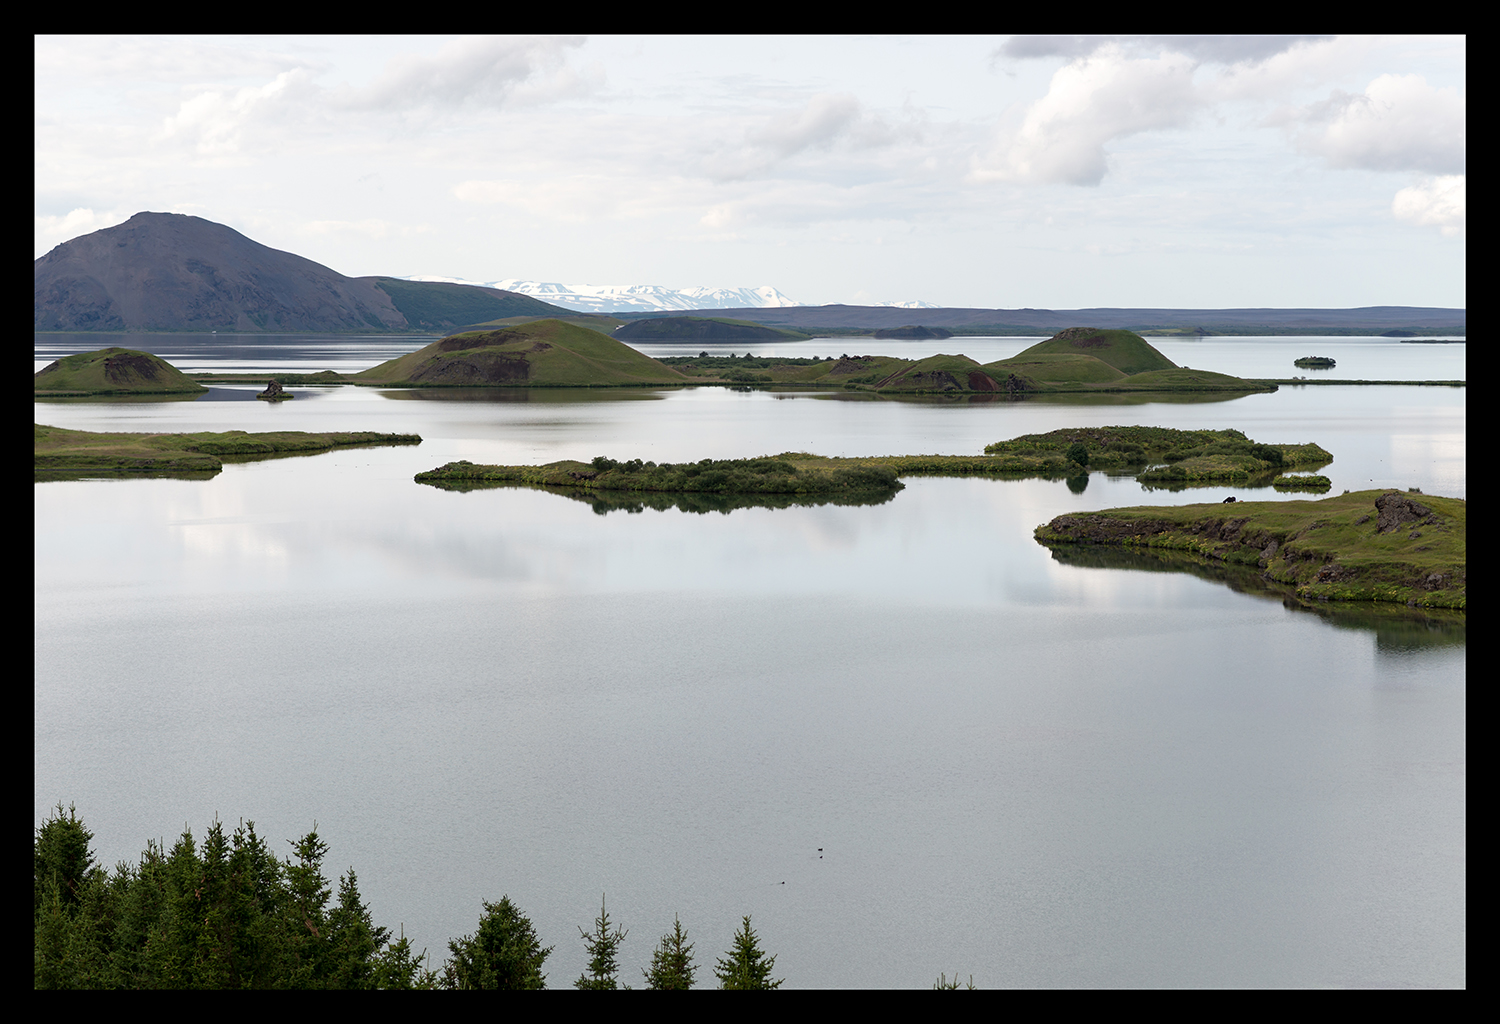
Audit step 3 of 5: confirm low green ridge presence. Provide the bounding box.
[416,454,903,496]
[34,348,208,396]
[613,317,812,342]
[984,425,1331,482]
[1035,489,1464,609]
[371,277,571,328]
[416,427,1332,499]
[35,424,421,477]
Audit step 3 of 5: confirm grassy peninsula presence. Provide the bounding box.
[35,424,421,478]
[1035,489,1464,609]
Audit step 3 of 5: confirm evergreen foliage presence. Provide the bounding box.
[33,807,411,989]
[445,896,552,990]
[714,916,782,990]
[644,916,696,990]
[574,895,628,990]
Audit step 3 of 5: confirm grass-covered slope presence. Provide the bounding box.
[1035,489,1464,608]
[34,348,208,396]
[35,424,421,477]
[352,319,692,387]
[368,277,571,329]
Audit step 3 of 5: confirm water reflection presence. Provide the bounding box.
[417,479,902,515]
[373,386,670,404]
[1041,543,1465,647]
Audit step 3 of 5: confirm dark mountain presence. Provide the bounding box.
[34,212,569,333]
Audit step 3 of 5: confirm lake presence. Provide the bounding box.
[34,333,1465,987]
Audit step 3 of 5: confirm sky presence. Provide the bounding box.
[34,35,1465,310]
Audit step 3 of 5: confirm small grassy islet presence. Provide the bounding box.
[35,424,421,478]
[1035,489,1464,609]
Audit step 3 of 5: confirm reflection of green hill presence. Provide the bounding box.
[353,319,690,387]
[419,481,899,515]
[1043,543,1465,647]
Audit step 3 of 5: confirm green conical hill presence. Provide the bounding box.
[34,347,208,395]
[353,319,692,387]
[979,351,1126,384]
[874,353,992,392]
[1006,327,1177,376]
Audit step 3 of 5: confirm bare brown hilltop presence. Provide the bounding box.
[33,212,570,333]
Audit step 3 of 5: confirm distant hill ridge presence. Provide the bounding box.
[34,212,570,333]
[624,304,1465,336]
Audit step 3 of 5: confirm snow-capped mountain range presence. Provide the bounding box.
[400,276,937,314]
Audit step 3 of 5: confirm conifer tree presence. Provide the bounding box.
[714,915,782,990]
[643,915,696,989]
[445,896,552,989]
[575,894,627,989]
[374,925,439,989]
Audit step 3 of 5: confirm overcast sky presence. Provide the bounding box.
[34,35,1465,309]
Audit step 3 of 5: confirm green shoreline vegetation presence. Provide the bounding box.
[41,327,1463,397]
[35,424,421,478]
[34,804,798,989]
[415,426,1334,499]
[1035,489,1464,609]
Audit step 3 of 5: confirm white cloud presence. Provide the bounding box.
[153,68,319,159]
[702,92,915,182]
[336,36,593,111]
[1392,175,1465,235]
[34,208,129,256]
[973,44,1200,186]
[1297,73,1464,175]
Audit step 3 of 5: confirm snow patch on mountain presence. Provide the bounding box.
[400,276,939,313]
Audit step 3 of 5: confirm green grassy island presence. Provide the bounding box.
[35,347,208,396]
[334,322,1276,394]
[657,326,1277,394]
[416,426,1333,505]
[41,327,1357,396]
[352,319,694,387]
[1035,489,1464,609]
[35,424,421,478]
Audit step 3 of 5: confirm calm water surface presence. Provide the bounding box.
[34,335,1464,987]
